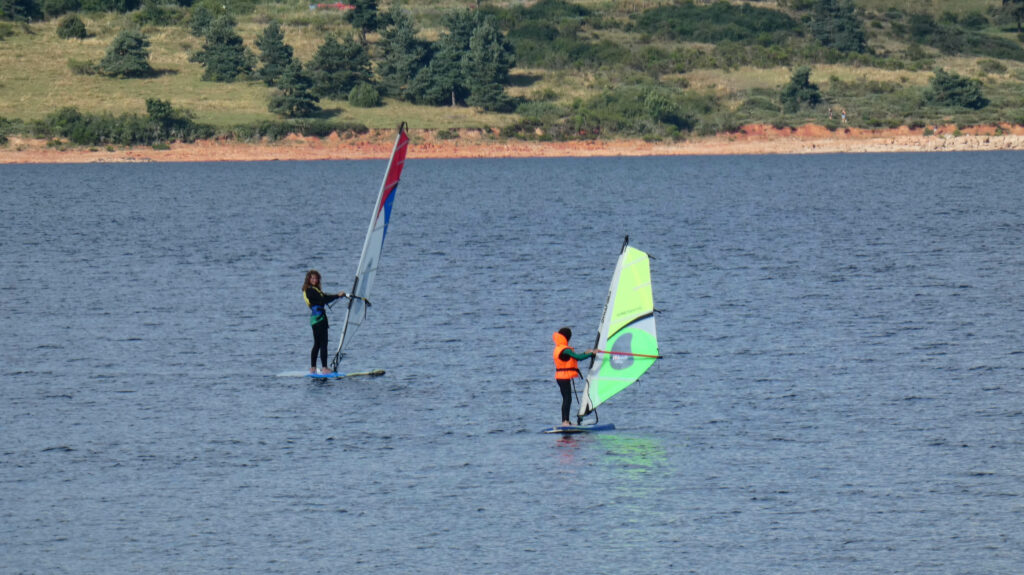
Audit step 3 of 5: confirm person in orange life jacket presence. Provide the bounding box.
[303,270,348,374]
[552,327,595,426]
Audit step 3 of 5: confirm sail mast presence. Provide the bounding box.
[331,122,409,371]
[588,235,630,370]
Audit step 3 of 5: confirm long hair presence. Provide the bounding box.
[302,269,321,292]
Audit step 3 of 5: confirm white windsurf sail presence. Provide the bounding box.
[330,123,409,371]
[578,236,660,420]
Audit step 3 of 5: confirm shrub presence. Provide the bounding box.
[348,82,381,107]
[145,98,214,142]
[67,58,98,75]
[903,11,1024,61]
[32,103,214,146]
[925,68,987,109]
[977,59,1007,75]
[959,11,988,30]
[696,111,743,136]
[227,120,366,142]
[570,83,710,138]
[810,0,867,54]
[79,0,140,12]
[634,1,798,44]
[739,96,779,114]
[56,14,87,39]
[516,100,567,124]
[133,0,185,26]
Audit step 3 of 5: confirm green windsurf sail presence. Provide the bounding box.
[578,236,660,420]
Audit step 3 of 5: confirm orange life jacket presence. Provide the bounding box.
[552,331,580,380]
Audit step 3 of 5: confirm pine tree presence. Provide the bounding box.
[193,16,254,82]
[99,28,154,78]
[255,21,294,87]
[462,18,516,112]
[376,8,431,101]
[779,66,822,113]
[343,0,379,44]
[411,10,479,106]
[268,61,321,118]
[413,36,468,106]
[440,9,481,48]
[307,35,372,99]
[187,4,216,38]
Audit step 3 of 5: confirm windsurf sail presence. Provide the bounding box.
[577,236,660,421]
[330,122,409,371]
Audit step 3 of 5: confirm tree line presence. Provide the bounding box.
[43,0,517,118]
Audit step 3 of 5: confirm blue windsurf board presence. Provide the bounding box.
[541,423,616,434]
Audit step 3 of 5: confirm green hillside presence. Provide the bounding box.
[2,0,1024,145]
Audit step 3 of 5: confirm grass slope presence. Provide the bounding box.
[1,0,1023,135]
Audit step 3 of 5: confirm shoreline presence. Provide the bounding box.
[3,123,1024,164]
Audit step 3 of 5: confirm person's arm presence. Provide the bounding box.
[561,348,594,361]
[306,288,345,306]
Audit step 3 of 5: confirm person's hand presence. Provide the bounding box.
[338,291,347,297]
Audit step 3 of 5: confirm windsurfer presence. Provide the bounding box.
[303,270,348,374]
[552,327,595,427]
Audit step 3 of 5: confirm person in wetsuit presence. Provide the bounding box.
[303,270,348,374]
[552,327,595,426]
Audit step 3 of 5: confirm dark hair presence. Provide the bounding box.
[558,327,572,340]
[302,269,321,292]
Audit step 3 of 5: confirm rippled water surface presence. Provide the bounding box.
[3,152,1023,573]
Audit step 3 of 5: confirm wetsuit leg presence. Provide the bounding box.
[311,323,329,368]
[557,379,573,422]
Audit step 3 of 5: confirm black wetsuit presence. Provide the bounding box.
[305,287,342,369]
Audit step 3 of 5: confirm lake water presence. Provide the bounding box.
[2,152,1023,573]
